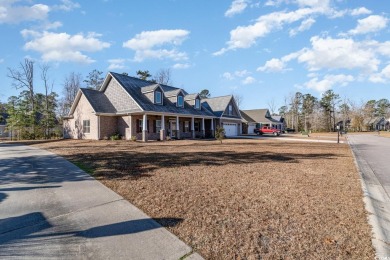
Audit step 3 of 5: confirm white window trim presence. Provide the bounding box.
[228,105,233,115]
[177,95,184,107]
[195,99,200,109]
[83,120,90,134]
[155,91,162,104]
[156,119,162,132]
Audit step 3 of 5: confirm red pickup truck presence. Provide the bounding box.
[254,126,281,136]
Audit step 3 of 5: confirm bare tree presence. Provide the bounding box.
[40,64,51,138]
[7,59,35,111]
[233,93,243,109]
[7,59,36,136]
[267,98,277,115]
[153,68,172,85]
[58,72,82,116]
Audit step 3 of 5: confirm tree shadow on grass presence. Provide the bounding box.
[63,149,341,179]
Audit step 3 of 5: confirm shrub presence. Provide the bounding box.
[110,133,121,140]
[130,135,137,142]
[215,126,225,144]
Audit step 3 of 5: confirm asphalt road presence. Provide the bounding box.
[348,134,390,257]
[0,143,201,259]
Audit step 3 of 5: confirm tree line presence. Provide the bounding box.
[1,59,192,139]
[3,58,389,140]
[276,90,390,132]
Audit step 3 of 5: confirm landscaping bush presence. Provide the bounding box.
[110,133,121,140]
[215,126,225,143]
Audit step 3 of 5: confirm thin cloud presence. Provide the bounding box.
[242,76,256,85]
[108,59,126,70]
[348,15,388,35]
[0,2,50,24]
[214,2,332,55]
[22,30,110,63]
[123,29,190,62]
[225,0,249,18]
[304,74,354,92]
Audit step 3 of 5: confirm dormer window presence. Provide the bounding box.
[177,95,184,107]
[155,90,162,104]
[195,99,200,109]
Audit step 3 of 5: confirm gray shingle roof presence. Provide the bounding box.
[140,84,160,93]
[240,109,281,124]
[201,95,234,118]
[184,93,199,101]
[110,72,214,117]
[80,88,117,113]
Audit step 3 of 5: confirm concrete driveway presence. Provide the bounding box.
[348,134,390,257]
[0,143,202,259]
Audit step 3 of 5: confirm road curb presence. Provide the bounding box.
[347,136,390,258]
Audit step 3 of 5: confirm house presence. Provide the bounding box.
[240,109,283,134]
[271,115,286,132]
[63,72,241,141]
[363,117,387,131]
[201,95,242,136]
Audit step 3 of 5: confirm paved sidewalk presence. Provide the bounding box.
[0,143,202,260]
[348,134,390,258]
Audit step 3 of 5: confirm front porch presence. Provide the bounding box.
[99,113,215,141]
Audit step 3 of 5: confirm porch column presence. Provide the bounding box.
[176,116,180,139]
[239,123,242,135]
[191,117,195,139]
[97,115,100,140]
[142,114,148,142]
[160,114,166,141]
[128,115,133,140]
[201,118,205,137]
[210,118,214,137]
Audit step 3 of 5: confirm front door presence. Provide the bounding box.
[170,121,177,138]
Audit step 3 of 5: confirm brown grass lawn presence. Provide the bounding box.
[27,139,374,259]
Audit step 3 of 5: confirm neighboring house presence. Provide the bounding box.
[271,115,286,132]
[240,109,283,134]
[0,113,9,138]
[363,117,387,131]
[63,72,241,141]
[201,95,242,137]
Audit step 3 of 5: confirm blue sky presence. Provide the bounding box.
[0,0,389,110]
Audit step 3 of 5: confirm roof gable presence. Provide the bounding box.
[201,95,241,118]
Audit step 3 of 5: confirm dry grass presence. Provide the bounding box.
[27,139,374,259]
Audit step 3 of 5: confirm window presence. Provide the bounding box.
[155,91,162,104]
[156,120,161,132]
[177,95,184,107]
[184,121,189,132]
[83,120,90,134]
[138,119,143,133]
[195,99,200,109]
[228,105,233,115]
[194,121,200,132]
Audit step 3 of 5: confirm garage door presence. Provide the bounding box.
[248,124,256,134]
[223,123,238,136]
